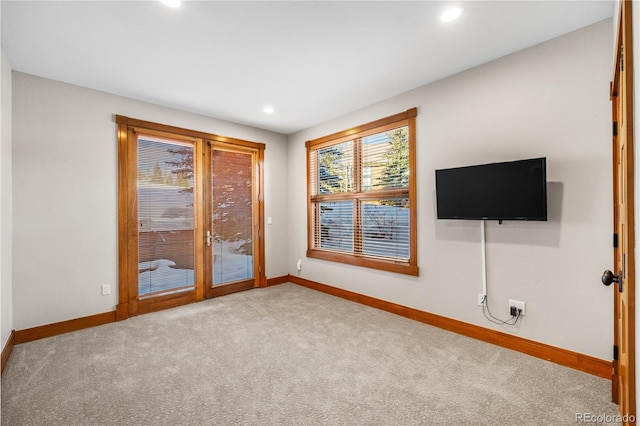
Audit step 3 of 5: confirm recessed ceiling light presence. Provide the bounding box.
[160,0,181,8]
[263,106,275,114]
[440,6,463,23]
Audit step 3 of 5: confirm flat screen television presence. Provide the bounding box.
[435,157,547,221]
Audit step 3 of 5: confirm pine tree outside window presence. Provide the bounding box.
[306,108,418,276]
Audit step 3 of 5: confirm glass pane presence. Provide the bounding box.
[362,199,409,260]
[317,141,354,194]
[317,201,354,252]
[138,138,195,296]
[211,150,254,285]
[362,126,409,191]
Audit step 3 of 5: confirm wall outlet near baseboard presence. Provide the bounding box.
[478,293,486,306]
[509,299,526,316]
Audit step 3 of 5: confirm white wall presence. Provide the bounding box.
[11,73,289,330]
[288,19,613,360]
[1,49,14,348]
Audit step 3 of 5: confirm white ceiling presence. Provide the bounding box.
[1,1,614,135]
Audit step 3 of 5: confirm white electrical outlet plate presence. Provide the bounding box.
[508,299,526,316]
[101,284,111,296]
[477,293,486,306]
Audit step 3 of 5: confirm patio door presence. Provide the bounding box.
[205,143,262,298]
[117,116,265,318]
[135,133,203,314]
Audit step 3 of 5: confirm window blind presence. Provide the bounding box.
[308,121,413,265]
[211,149,255,285]
[137,137,195,296]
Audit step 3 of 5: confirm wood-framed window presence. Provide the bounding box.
[306,108,418,276]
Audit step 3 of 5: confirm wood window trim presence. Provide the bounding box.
[116,115,265,150]
[306,108,418,276]
[306,108,417,148]
[116,115,266,320]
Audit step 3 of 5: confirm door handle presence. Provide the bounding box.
[602,269,623,292]
[206,231,212,247]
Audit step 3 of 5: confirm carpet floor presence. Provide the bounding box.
[1,283,620,425]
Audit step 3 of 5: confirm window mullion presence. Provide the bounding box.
[354,138,362,193]
[353,138,362,254]
[313,202,321,250]
[354,199,362,255]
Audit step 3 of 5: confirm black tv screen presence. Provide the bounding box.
[435,157,547,221]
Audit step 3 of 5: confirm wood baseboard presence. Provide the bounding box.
[14,311,117,344]
[11,277,290,347]
[1,330,16,374]
[266,275,290,287]
[288,274,612,379]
